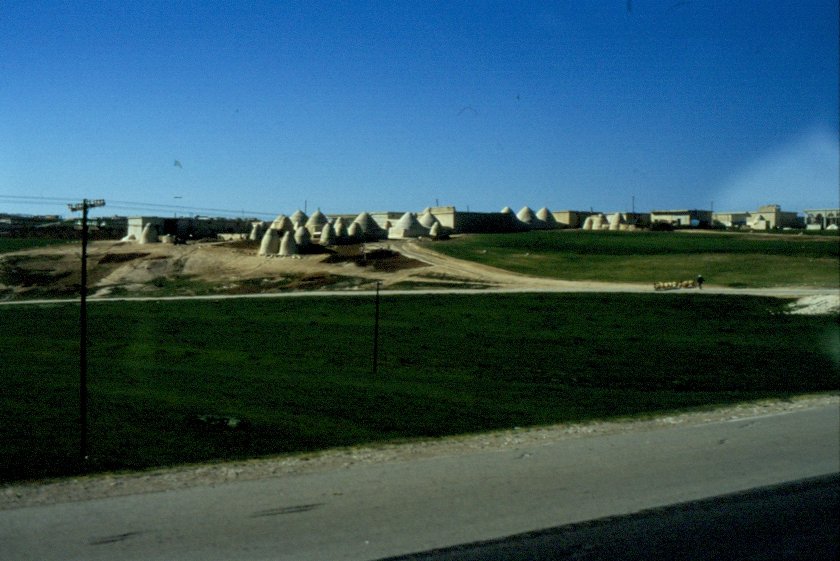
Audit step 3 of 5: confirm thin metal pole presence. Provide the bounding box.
[79,201,89,464]
[372,281,380,375]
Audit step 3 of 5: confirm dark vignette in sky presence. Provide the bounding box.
[1,1,837,218]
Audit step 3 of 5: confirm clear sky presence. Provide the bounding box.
[2,0,838,219]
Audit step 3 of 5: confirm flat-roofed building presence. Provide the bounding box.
[127,216,253,241]
[428,206,524,233]
[747,205,802,230]
[713,211,749,228]
[650,209,712,228]
[550,210,597,229]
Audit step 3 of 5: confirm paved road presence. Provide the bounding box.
[381,474,840,561]
[1,405,837,561]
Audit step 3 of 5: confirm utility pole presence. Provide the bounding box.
[372,281,381,375]
[68,198,105,466]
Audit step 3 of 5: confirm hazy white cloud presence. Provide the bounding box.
[713,128,839,212]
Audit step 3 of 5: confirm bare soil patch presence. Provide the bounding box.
[97,252,150,264]
[324,247,428,272]
[0,240,436,299]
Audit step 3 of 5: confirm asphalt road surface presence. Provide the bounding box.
[380,474,840,561]
[1,404,838,561]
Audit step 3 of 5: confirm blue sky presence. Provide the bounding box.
[2,1,837,219]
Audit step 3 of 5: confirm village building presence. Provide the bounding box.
[803,208,839,230]
[650,209,713,228]
[550,210,596,228]
[387,212,429,239]
[746,204,802,230]
[712,211,750,228]
[432,207,524,233]
[115,201,829,247]
[127,216,253,241]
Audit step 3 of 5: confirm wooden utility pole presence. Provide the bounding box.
[68,198,105,465]
[373,281,381,375]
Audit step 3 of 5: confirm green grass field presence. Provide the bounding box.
[1,293,837,482]
[0,238,72,254]
[429,231,840,287]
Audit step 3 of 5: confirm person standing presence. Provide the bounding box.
[697,274,704,289]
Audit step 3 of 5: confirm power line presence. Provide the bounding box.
[107,199,276,217]
[0,196,75,208]
[0,195,278,218]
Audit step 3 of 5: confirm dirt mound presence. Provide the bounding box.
[97,252,150,264]
[323,247,427,272]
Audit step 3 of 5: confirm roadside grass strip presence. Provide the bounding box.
[1,293,837,482]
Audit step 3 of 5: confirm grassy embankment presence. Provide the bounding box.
[1,293,837,482]
[428,231,840,288]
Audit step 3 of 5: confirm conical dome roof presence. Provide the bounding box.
[429,222,442,238]
[320,221,336,245]
[258,228,280,255]
[271,214,294,233]
[333,217,347,237]
[279,231,298,256]
[395,212,418,229]
[389,212,429,239]
[294,225,311,247]
[536,207,556,223]
[352,211,386,240]
[418,210,439,228]
[352,212,378,232]
[517,206,537,223]
[249,222,264,241]
[347,222,362,240]
[290,209,308,225]
[305,209,329,233]
[608,212,623,230]
[501,206,513,214]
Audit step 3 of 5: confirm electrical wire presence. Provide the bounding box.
[0,195,278,218]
